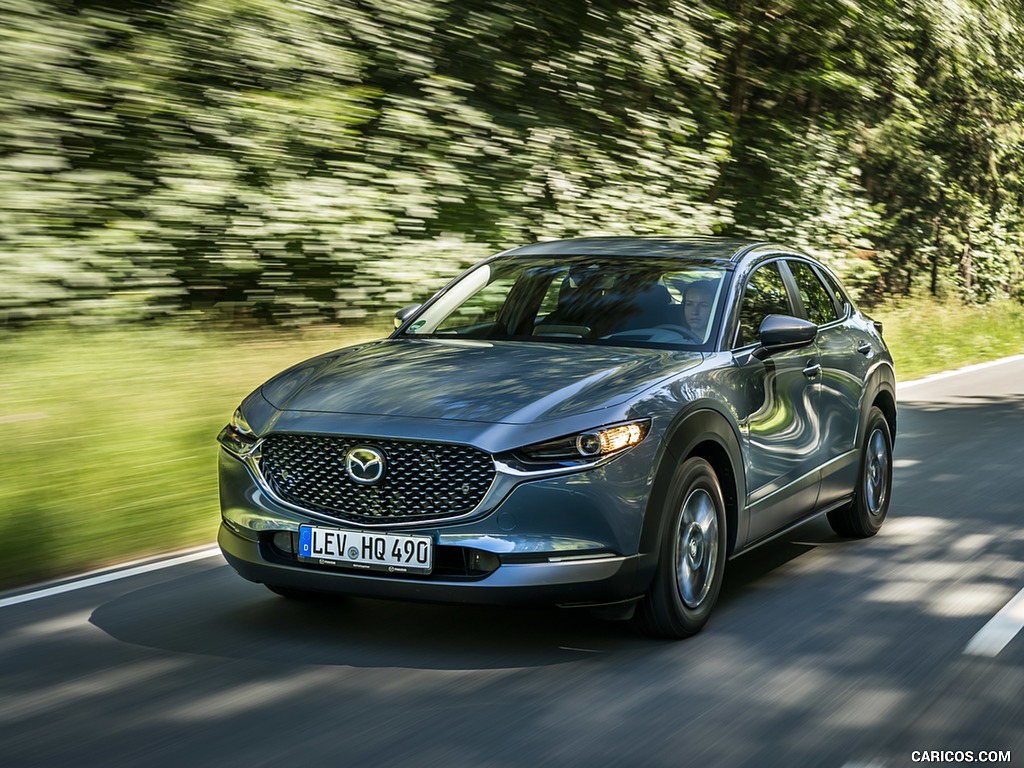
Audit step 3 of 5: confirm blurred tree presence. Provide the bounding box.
[0,0,1021,325]
[857,0,1024,299]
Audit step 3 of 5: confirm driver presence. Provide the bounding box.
[683,281,716,340]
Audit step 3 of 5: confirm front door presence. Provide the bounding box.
[731,261,822,542]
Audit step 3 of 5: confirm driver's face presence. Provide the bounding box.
[684,288,713,336]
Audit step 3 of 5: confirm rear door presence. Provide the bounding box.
[786,259,869,508]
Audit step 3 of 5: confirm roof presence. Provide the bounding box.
[499,236,773,263]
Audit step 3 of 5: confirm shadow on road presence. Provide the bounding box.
[89,518,838,671]
[91,567,655,669]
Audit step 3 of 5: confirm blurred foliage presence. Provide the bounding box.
[0,0,1023,325]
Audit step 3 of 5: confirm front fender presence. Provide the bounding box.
[634,404,746,594]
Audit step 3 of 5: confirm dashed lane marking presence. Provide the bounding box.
[964,587,1024,657]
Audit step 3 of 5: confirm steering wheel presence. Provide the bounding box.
[654,324,702,343]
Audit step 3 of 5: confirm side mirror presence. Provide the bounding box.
[393,304,422,329]
[755,314,817,358]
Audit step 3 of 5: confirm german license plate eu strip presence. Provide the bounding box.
[298,526,433,574]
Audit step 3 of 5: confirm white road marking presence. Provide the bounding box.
[964,587,1024,657]
[0,547,221,609]
[898,353,1024,392]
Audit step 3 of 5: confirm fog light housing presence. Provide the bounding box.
[272,531,296,555]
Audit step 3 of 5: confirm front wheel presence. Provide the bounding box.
[827,405,893,537]
[634,457,727,639]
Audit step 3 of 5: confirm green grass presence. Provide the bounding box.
[873,298,1024,381]
[2,298,1023,589]
[0,322,386,589]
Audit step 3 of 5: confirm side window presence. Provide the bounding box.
[789,260,838,326]
[735,262,791,348]
[818,268,852,317]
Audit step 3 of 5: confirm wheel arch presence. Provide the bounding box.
[863,361,897,447]
[638,405,746,585]
[872,383,897,446]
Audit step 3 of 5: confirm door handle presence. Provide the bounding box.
[857,342,872,356]
[802,362,822,379]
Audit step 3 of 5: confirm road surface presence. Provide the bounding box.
[1,357,1022,767]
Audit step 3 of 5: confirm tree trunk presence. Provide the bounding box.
[962,241,973,294]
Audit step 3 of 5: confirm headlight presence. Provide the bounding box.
[515,420,651,465]
[217,407,259,456]
[230,408,254,437]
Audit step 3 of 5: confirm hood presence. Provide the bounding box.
[260,338,701,424]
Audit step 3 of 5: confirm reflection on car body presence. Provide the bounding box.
[218,237,896,638]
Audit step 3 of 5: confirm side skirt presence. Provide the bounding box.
[728,495,854,560]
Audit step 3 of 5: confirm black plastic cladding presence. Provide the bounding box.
[259,434,496,524]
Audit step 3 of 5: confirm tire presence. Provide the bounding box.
[634,457,727,639]
[827,405,893,538]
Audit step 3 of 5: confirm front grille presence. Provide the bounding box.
[258,434,496,524]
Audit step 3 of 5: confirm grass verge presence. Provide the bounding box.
[0,322,385,589]
[2,298,1022,589]
[872,298,1024,381]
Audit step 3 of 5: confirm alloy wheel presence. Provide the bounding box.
[864,427,890,516]
[674,487,720,609]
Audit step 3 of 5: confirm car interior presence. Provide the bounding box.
[412,260,726,348]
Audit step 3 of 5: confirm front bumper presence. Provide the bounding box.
[219,523,642,607]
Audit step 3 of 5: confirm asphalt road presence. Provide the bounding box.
[2,358,1023,768]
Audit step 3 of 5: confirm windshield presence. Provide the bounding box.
[400,256,731,349]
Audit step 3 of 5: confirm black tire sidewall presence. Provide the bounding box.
[855,407,893,533]
[650,457,727,636]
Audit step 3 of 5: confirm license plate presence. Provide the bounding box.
[298,526,433,574]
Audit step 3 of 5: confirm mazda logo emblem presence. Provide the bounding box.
[345,446,386,485]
